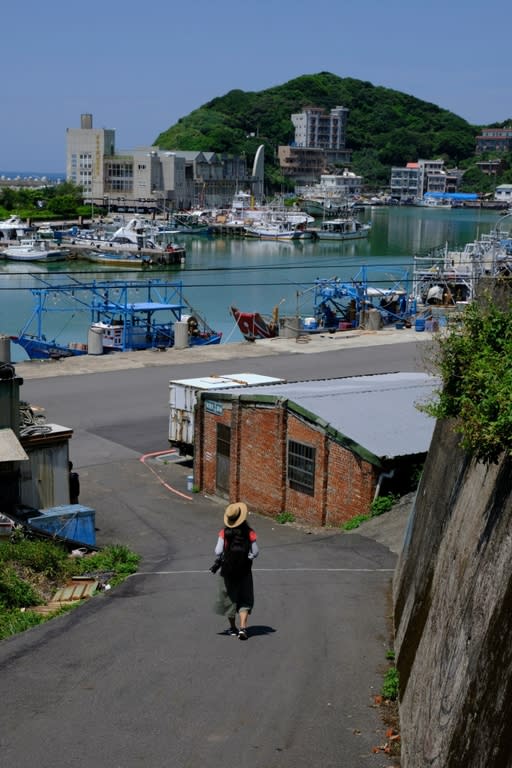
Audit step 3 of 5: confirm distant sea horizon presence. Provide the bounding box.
[0,170,65,182]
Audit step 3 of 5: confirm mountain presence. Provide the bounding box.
[154,72,479,186]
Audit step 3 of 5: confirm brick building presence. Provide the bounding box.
[193,373,437,526]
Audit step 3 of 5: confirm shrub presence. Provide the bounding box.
[0,541,141,639]
[73,544,140,586]
[342,513,370,530]
[0,539,71,579]
[370,493,398,517]
[343,493,398,530]
[0,564,43,609]
[382,666,399,701]
[275,512,295,524]
[423,294,512,464]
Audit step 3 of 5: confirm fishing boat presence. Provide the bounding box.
[309,217,371,241]
[244,221,313,241]
[10,278,222,359]
[0,215,31,241]
[231,267,410,341]
[69,217,171,254]
[411,212,512,310]
[2,238,68,262]
[82,241,186,268]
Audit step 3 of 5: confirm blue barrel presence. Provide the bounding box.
[415,317,426,332]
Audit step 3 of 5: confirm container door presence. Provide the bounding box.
[215,424,231,496]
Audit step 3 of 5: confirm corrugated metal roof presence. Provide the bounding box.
[0,428,29,462]
[213,372,438,459]
[170,373,284,390]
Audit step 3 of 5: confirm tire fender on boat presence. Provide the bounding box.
[237,316,255,337]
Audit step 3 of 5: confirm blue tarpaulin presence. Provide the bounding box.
[424,192,478,200]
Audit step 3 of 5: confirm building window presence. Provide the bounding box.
[217,423,230,457]
[287,439,315,495]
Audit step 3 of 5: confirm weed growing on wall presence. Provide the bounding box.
[423,292,512,464]
[382,666,399,701]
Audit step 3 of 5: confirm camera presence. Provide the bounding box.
[209,556,223,574]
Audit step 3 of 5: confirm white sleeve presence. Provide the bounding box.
[248,541,259,559]
[214,537,224,556]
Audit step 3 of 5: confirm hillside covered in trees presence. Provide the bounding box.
[154,72,500,188]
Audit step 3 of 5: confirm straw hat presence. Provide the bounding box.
[224,502,248,528]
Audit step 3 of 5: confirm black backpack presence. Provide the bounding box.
[221,524,251,578]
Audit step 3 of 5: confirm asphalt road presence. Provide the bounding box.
[0,342,420,767]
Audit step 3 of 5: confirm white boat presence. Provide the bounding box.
[70,217,166,253]
[414,196,452,209]
[311,217,371,241]
[244,221,313,241]
[35,223,56,238]
[2,238,68,262]
[0,215,31,241]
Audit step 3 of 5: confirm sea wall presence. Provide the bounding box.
[393,418,512,767]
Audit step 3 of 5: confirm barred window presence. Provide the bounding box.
[287,440,315,494]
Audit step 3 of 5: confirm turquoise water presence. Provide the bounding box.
[0,206,502,361]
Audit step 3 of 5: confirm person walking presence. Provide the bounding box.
[69,461,80,504]
[212,502,259,640]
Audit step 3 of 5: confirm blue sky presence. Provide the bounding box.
[3,0,510,173]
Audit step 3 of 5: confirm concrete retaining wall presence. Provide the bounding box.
[393,418,512,766]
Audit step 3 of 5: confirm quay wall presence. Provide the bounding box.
[393,418,512,766]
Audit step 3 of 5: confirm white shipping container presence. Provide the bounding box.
[169,373,285,453]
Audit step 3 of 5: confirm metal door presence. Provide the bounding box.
[215,423,231,495]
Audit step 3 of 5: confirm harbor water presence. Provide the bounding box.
[0,206,503,362]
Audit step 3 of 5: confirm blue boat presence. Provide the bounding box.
[10,277,222,359]
[231,266,410,340]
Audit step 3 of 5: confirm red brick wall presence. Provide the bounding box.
[237,404,285,512]
[196,401,233,494]
[285,412,327,526]
[325,442,379,526]
[196,397,379,527]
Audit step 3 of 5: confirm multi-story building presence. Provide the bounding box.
[277,145,326,185]
[278,106,352,185]
[390,159,459,202]
[291,106,349,151]
[417,159,447,195]
[66,114,261,211]
[475,127,512,154]
[390,163,422,202]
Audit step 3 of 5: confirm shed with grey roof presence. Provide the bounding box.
[193,372,437,526]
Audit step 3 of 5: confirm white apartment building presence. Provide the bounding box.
[320,170,362,197]
[495,184,512,203]
[278,106,352,185]
[390,163,421,202]
[418,159,447,195]
[66,114,260,211]
[390,159,450,202]
[291,106,349,150]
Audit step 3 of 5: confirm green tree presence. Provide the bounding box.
[153,72,480,194]
[424,293,512,464]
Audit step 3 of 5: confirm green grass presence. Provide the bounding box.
[382,666,399,701]
[0,539,140,641]
[342,493,399,531]
[342,513,371,531]
[275,511,296,524]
